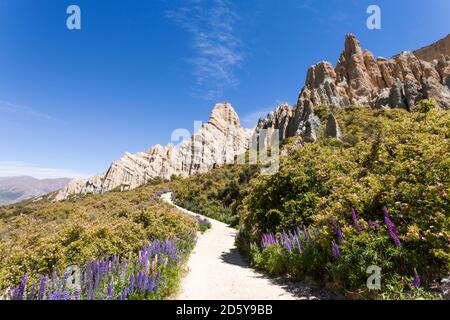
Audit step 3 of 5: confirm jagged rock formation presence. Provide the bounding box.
[179,103,252,175]
[56,103,252,200]
[325,113,342,139]
[297,34,450,111]
[412,34,450,62]
[255,34,450,145]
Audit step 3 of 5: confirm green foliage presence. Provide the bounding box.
[172,165,260,227]
[239,106,449,299]
[415,99,437,115]
[0,183,198,289]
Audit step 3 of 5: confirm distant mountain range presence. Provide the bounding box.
[0,176,71,206]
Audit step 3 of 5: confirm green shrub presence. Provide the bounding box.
[0,183,197,289]
[172,165,260,227]
[239,106,449,298]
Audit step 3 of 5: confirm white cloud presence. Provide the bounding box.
[0,100,53,121]
[0,161,91,180]
[165,0,243,100]
[241,108,273,128]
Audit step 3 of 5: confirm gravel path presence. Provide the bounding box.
[161,193,298,300]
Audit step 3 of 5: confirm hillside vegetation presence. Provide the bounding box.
[173,165,260,227]
[174,103,450,299]
[0,182,198,299]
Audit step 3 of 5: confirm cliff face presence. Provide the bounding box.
[56,34,450,200]
[256,34,450,142]
[413,34,450,62]
[55,103,252,200]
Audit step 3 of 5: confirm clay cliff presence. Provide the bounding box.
[255,34,450,142]
[412,34,450,62]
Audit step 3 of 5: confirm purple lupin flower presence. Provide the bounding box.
[92,272,99,300]
[129,275,135,293]
[330,217,344,243]
[37,275,47,300]
[303,226,311,242]
[284,239,292,252]
[261,232,278,248]
[8,287,19,300]
[27,281,36,300]
[147,274,154,293]
[155,271,161,291]
[118,287,126,300]
[61,291,70,300]
[18,273,29,300]
[107,275,114,300]
[331,241,340,259]
[383,207,401,247]
[383,207,398,235]
[411,270,420,288]
[351,209,364,233]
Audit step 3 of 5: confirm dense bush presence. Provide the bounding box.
[172,165,259,227]
[4,236,195,300]
[239,105,449,298]
[0,183,198,291]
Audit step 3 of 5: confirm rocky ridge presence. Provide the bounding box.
[55,103,252,200]
[255,34,450,143]
[56,34,450,200]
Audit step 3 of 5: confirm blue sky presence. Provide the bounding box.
[0,0,449,179]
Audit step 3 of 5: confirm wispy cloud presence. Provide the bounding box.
[165,0,243,100]
[0,161,91,180]
[297,0,350,29]
[241,100,288,128]
[241,109,271,128]
[0,100,53,121]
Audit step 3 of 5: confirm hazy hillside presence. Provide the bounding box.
[0,176,71,206]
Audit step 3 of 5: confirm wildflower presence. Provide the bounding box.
[107,275,114,300]
[37,275,47,300]
[156,271,161,290]
[383,207,401,247]
[119,287,128,300]
[61,291,70,300]
[129,275,135,293]
[147,274,155,293]
[261,232,277,248]
[411,270,420,288]
[27,281,36,300]
[18,273,29,300]
[330,217,344,243]
[331,241,340,259]
[351,208,364,233]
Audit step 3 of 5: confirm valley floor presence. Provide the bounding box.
[162,193,304,300]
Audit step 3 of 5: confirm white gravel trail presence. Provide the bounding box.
[161,193,298,300]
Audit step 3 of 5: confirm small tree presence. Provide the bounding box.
[415,99,437,124]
